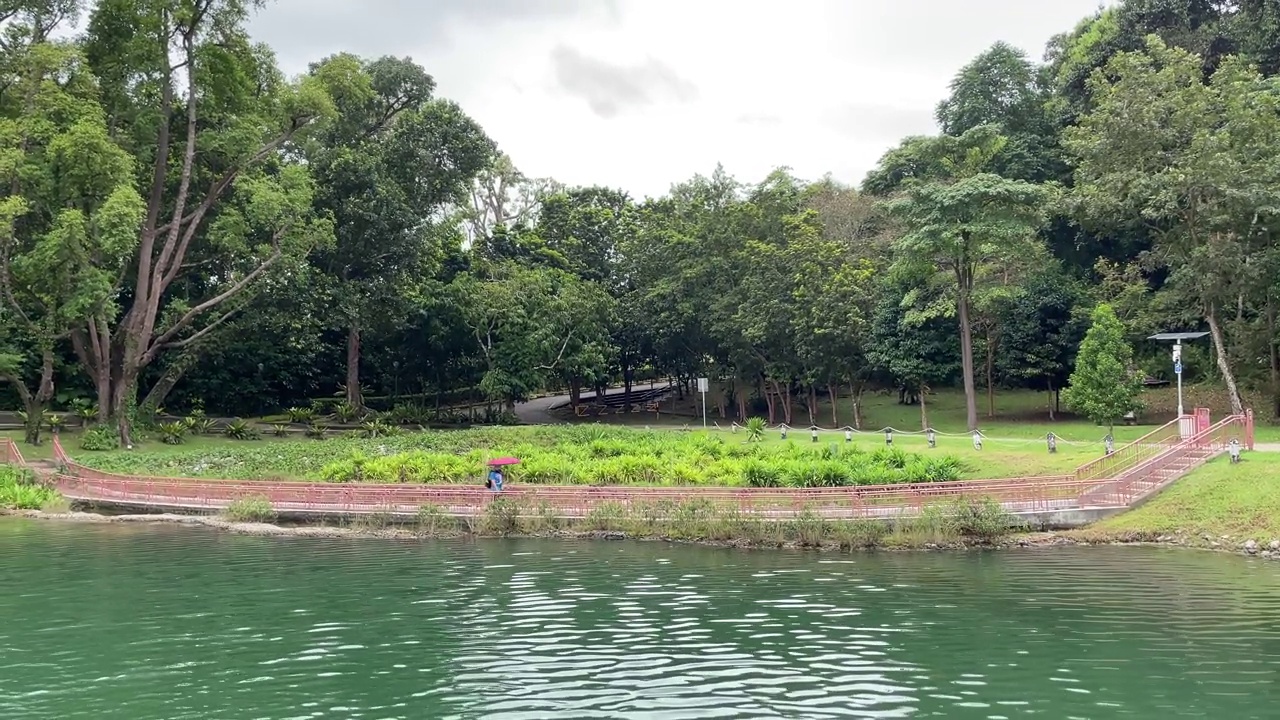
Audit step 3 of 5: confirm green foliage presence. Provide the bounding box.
[223,419,259,441]
[77,426,969,488]
[223,496,277,523]
[286,407,315,423]
[271,423,289,437]
[744,417,767,442]
[0,466,59,510]
[333,402,361,423]
[188,418,217,435]
[80,426,120,452]
[1062,304,1143,429]
[158,422,187,445]
[305,423,329,439]
[45,414,66,434]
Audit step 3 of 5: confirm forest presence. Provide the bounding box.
[3,0,1280,445]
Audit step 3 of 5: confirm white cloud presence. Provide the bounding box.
[249,0,1115,198]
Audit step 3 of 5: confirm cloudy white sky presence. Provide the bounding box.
[249,0,1113,199]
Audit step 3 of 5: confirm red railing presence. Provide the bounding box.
[36,409,1255,518]
[1079,414,1247,507]
[52,472,1088,518]
[1073,417,1185,484]
[1,437,25,466]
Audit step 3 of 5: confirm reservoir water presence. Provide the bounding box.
[2,519,1279,719]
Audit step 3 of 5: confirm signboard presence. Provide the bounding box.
[696,377,709,393]
[1174,361,1182,375]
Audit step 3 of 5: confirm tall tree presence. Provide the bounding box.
[1063,35,1280,415]
[871,125,1051,431]
[81,0,336,442]
[306,53,493,409]
[0,24,144,443]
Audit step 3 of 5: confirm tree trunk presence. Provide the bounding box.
[764,385,776,424]
[623,359,633,412]
[1269,297,1279,418]
[139,355,192,419]
[1205,306,1244,415]
[956,281,979,431]
[850,382,863,430]
[985,327,996,418]
[1047,379,1056,422]
[806,386,817,426]
[828,384,838,426]
[569,376,582,408]
[346,322,363,410]
[782,382,793,425]
[919,382,929,432]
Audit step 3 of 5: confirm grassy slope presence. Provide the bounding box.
[1082,454,1280,542]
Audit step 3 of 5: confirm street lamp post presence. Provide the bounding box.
[1148,331,1208,437]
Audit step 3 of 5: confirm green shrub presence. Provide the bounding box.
[745,417,767,442]
[949,497,1023,542]
[286,407,315,423]
[45,413,67,434]
[271,423,289,437]
[223,495,276,523]
[189,417,217,435]
[305,423,328,439]
[481,497,523,535]
[80,425,120,451]
[333,402,361,423]
[158,422,187,445]
[223,419,258,440]
[0,467,59,510]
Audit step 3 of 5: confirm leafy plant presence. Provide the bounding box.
[45,413,66,434]
[333,402,361,423]
[74,405,99,426]
[745,417,767,442]
[305,423,329,439]
[223,419,258,441]
[271,423,290,437]
[360,420,397,438]
[285,407,315,423]
[0,467,59,510]
[223,495,276,523]
[187,417,217,435]
[158,422,187,445]
[80,425,120,451]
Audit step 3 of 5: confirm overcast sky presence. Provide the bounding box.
[248,0,1113,199]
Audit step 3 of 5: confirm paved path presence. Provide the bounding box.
[514,386,673,425]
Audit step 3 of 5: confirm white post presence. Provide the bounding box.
[697,377,709,429]
[1175,340,1184,417]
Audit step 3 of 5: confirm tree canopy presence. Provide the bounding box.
[2,0,1277,433]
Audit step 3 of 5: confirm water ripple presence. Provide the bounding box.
[1,521,1280,718]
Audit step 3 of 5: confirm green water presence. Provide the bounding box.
[2,522,1280,719]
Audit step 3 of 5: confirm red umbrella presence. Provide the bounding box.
[487,457,520,466]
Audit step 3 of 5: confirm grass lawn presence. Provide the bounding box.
[567,386,1280,443]
[1081,453,1280,542]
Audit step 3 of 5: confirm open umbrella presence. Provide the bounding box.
[487,457,520,467]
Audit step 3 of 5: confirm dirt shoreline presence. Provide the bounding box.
[4,509,1278,558]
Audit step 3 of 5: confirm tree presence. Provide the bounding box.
[867,276,960,431]
[1062,304,1143,431]
[998,268,1087,419]
[0,22,144,444]
[1063,35,1280,415]
[872,125,1052,431]
[306,53,493,409]
[78,0,336,443]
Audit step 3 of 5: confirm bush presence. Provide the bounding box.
[158,422,187,445]
[0,466,59,510]
[950,497,1023,542]
[271,423,289,437]
[305,423,328,439]
[188,417,217,435]
[223,495,276,523]
[285,407,315,423]
[80,425,120,451]
[223,419,258,440]
[745,417,767,442]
